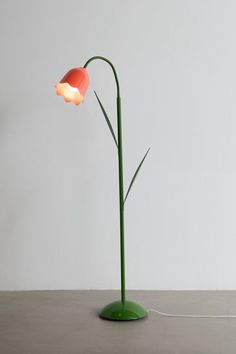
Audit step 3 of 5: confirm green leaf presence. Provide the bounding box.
[124,148,150,204]
[94,91,118,148]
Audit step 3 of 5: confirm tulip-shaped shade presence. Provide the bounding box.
[55,67,89,105]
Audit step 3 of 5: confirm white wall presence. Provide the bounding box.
[1,0,236,290]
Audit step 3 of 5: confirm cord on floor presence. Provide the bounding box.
[148,308,236,318]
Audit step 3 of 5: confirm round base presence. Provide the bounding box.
[99,300,148,321]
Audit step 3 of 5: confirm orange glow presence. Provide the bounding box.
[55,67,89,106]
[55,82,84,105]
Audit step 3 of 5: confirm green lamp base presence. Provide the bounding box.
[99,300,148,321]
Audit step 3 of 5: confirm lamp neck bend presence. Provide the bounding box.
[83,56,120,97]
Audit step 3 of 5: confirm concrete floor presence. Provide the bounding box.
[1,291,236,354]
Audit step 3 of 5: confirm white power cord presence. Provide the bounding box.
[148,308,236,318]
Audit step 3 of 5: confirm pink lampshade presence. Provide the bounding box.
[55,67,90,105]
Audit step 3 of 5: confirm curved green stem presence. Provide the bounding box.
[84,56,120,96]
[84,56,125,303]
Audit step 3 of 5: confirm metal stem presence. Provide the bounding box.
[84,56,126,303]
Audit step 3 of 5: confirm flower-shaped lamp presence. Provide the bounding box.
[56,67,89,105]
[55,56,149,321]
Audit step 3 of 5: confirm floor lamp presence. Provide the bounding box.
[55,56,150,321]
